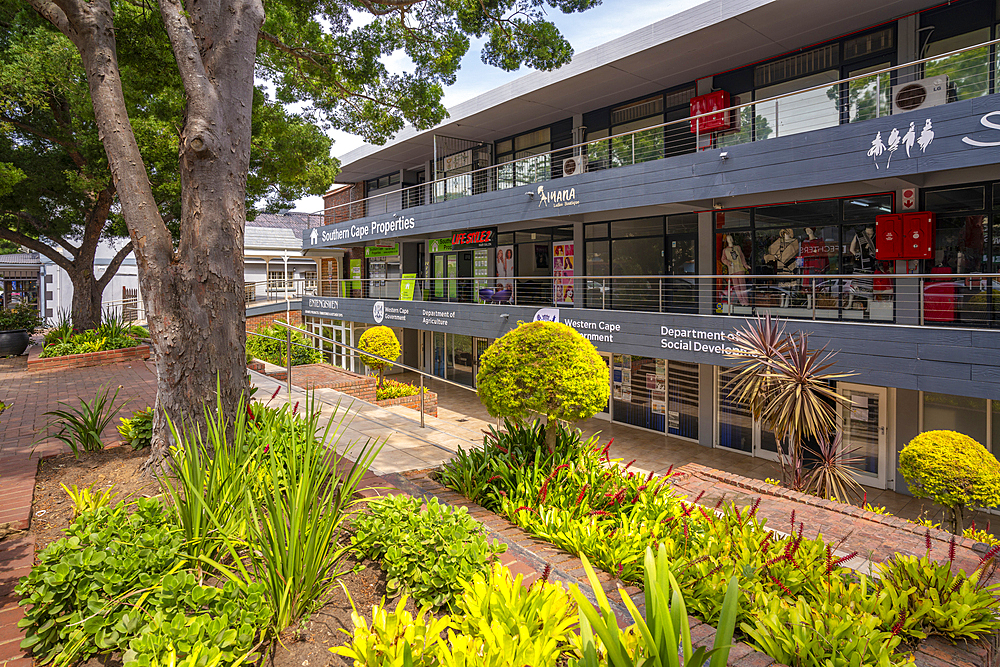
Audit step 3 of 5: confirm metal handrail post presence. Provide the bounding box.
[420,374,425,428]
[286,327,292,401]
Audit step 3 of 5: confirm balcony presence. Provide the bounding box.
[316,37,1000,226]
[310,273,1000,330]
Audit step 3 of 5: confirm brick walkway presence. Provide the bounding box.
[0,353,157,666]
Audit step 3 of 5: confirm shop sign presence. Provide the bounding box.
[451,227,497,249]
[534,184,579,208]
[428,238,452,253]
[865,119,934,170]
[308,212,417,247]
[364,243,400,258]
[399,274,416,301]
[441,149,472,173]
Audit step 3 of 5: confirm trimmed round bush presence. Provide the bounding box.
[898,430,1000,533]
[358,326,400,387]
[476,321,609,451]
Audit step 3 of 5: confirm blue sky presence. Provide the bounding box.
[294,0,704,213]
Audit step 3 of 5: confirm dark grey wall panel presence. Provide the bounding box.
[302,296,1000,399]
[305,93,1000,249]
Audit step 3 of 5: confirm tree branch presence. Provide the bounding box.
[158,0,213,113]
[97,239,134,288]
[0,226,75,272]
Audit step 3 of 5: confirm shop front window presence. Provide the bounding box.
[612,354,665,433]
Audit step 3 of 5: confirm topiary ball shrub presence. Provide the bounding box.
[476,320,609,452]
[899,430,1000,534]
[358,326,400,388]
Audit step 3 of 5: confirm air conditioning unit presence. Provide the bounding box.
[562,156,587,177]
[892,75,948,115]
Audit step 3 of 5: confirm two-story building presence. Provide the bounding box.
[301,0,1000,495]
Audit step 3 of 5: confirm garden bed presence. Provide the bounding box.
[22,439,415,667]
[28,344,150,372]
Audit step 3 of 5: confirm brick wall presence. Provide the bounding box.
[246,310,302,331]
[323,183,365,223]
[376,391,438,417]
[28,344,150,372]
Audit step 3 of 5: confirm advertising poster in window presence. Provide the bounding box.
[553,242,575,305]
[447,255,458,299]
[474,250,489,302]
[496,245,514,295]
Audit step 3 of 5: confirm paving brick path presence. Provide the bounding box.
[0,354,156,666]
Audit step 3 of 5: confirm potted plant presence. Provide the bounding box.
[0,304,44,356]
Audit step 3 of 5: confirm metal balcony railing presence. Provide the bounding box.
[305,273,1000,329]
[317,37,1000,222]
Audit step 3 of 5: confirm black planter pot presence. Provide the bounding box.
[0,329,30,357]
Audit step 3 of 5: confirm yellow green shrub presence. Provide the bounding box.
[358,326,400,387]
[899,430,1000,533]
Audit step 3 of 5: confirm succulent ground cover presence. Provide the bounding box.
[438,419,1000,667]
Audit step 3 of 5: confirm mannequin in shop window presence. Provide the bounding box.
[847,225,876,311]
[801,227,828,310]
[764,228,800,307]
[721,234,749,306]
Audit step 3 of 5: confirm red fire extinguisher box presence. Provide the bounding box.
[875,214,903,260]
[902,211,935,260]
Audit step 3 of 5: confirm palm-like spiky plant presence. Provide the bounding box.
[804,431,865,502]
[726,315,855,492]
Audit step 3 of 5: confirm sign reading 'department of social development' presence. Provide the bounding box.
[303,296,745,363]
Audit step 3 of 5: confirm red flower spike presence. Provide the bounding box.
[770,577,793,596]
[539,481,549,502]
[693,490,705,504]
[972,519,977,532]
[790,509,796,529]
[292,401,299,415]
[646,470,655,482]
[624,459,636,470]
[590,510,610,517]
[270,386,281,400]
[514,506,535,514]
[891,611,906,636]
[713,497,725,510]
[748,497,761,519]
[925,529,932,552]
[949,536,957,564]
[540,564,552,584]
[826,545,833,574]
[575,485,589,505]
[682,522,689,539]
[616,563,623,577]
[486,475,501,483]
[980,544,1000,564]
[832,551,859,567]
[665,464,674,477]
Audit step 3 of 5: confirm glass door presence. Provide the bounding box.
[717,366,778,459]
[472,337,491,387]
[663,233,698,314]
[716,367,753,454]
[839,383,888,489]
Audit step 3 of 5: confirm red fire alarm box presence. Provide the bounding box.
[902,211,935,259]
[875,214,903,260]
[690,91,730,133]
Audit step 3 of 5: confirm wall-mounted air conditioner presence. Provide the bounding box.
[562,156,586,177]
[892,75,948,115]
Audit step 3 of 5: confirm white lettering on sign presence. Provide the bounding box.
[962,111,1000,147]
[659,326,740,355]
[564,318,620,343]
[422,309,456,326]
[315,213,416,246]
[535,184,580,208]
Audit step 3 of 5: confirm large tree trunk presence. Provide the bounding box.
[28,0,262,473]
[68,267,103,331]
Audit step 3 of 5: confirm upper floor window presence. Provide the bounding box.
[496,128,551,189]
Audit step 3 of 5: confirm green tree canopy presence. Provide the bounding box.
[0,3,337,328]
